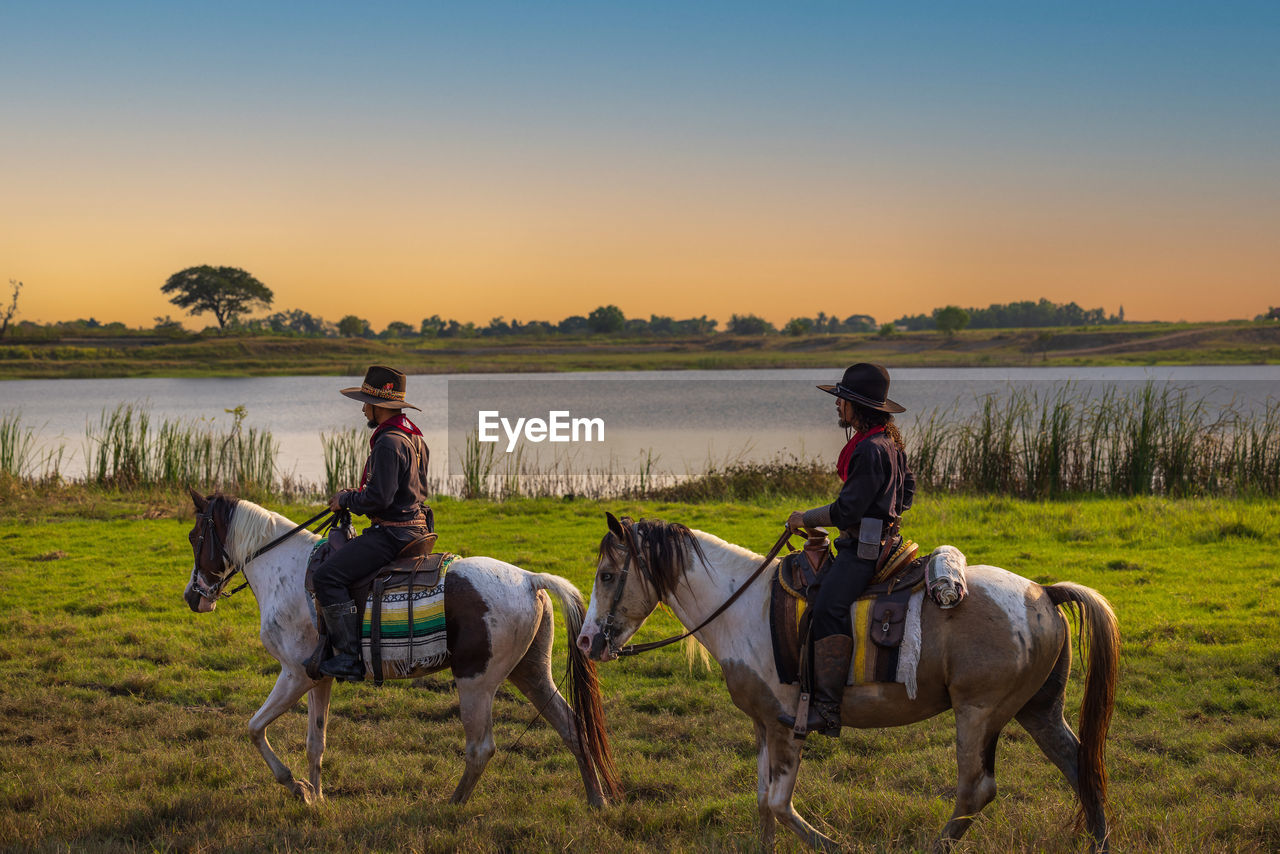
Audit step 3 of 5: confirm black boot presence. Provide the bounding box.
[319,600,365,682]
[778,634,854,737]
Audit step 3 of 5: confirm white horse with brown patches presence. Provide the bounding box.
[181,492,620,807]
[576,515,1118,853]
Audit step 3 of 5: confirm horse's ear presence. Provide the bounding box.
[189,487,208,512]
[605,512,625,539]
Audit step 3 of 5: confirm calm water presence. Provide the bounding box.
[4,367,1278,484]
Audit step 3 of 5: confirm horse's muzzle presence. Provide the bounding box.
[577,628,615,662]
[184,581,216,613]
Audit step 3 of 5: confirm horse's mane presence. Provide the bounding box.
[597,518,708,599]
[214,494,304,565]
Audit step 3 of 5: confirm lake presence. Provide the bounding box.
[3,366,1277,487]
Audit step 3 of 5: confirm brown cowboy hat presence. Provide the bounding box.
[817,363,905,413]
[340,365,421,410]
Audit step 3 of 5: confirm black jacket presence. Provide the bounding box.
[338,427,431,522]
[826,431,915,535]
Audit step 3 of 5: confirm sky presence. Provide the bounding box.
[3,1,1278,331]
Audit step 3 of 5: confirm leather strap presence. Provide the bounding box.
[616,526,796,657]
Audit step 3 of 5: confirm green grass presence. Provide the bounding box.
[1,493,1278,851]
[2,320,1278,378]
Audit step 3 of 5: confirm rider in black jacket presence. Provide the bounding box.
[314,365,432,682]
[780,363,914,736]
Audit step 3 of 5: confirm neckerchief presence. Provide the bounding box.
[836,425,885,482]
[359,414,424,489]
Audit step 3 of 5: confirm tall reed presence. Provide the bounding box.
[321,428,366,495]
[0,412,38,479]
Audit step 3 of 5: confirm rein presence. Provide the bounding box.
[195,506,335,599]
[606,524,796,658]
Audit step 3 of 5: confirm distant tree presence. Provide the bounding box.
[419,315,445,337]
[728,313,775,335]
[934,305,970,336]
[152,315,186,336]
[1266,307,1280,321]
[337,314,372,337]
[161,265,272,329]
[678,315,718,334]
[587,304,626,334]
[878,322,896,337]
[783,317,814,336]
[1,279,22,338]
[382,320,415,338]
[558,315,590,335]
[843,314,877,333]
[263,309,332,336]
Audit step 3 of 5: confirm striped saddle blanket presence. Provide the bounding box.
[360,554,456,684]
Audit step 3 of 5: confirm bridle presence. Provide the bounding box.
[190,502,335,602]
[598,516,795,658]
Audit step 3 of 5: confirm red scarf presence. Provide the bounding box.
[836,426,884,482]
[358,414,423,489]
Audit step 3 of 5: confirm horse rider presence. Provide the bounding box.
[314,365,433,682]
[779,363,915,736]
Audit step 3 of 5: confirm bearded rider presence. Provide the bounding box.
[314,365,432,682]
[779,363,915,736]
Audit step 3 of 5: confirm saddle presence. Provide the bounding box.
[770,529,926,687]
[305,531,452,684]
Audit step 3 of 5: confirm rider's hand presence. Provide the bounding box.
[329,492,345,513]
[786,511,805,532]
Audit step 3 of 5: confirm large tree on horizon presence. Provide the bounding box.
[161,265,273,329]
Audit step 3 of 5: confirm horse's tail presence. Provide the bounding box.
[531,573,623,803]
[1046,581,1119,836]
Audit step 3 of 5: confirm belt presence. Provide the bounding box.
[371,515,427,528]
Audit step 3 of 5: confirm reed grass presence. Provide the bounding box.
[320,427,365,495]
[908,382,1280,498]
[82,403,277,495]
[0,412,38,479]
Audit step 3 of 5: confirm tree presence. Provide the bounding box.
[161,265,273,329]
[0,279,21,338]
[420,315,445,337]
[934,305,970,336]
[727,314,775,335]
[587,304,626,334]
[382,320,415,338]
[783,317,814,336]
[337,315,371,337]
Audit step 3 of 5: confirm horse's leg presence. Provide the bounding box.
[936,705,1004,852]
[752,721,776,852]
[247,668,319,804]
[764,724,841,852]
[449,677,499,805]
[305,677,334,802]
[1016,644,1110,852]
[505,597,606,807]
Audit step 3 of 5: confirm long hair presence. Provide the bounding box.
[851,403,906,451]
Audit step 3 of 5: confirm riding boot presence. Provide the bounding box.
[318,600,366,682]
[778,634,854,737]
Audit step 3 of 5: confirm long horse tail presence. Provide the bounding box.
[531,572,623,802]
[1045,581,1119,836]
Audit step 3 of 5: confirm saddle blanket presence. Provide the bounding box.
[359,555,455,679]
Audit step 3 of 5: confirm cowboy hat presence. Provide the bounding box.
[817,363,905,413]
[340,365,421,410]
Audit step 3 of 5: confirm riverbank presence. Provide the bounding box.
[1,493,1277,851]
[2,320,1277,378]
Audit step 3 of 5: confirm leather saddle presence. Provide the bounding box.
[778,528,924,603]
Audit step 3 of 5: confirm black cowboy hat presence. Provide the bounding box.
[340,365,421,410]
[817,363,905,413]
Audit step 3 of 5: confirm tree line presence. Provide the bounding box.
[7,263,1225,343]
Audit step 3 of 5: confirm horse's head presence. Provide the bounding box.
[577,512,703,661]
[182,488,240,614]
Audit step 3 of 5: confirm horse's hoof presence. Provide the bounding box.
[292,780,317,805]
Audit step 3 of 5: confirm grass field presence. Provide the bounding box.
[1,493,1278,852]
[2,320,1278,379]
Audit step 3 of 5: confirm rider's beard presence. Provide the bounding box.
[367,418,378,429]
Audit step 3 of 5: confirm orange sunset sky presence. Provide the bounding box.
[3,3,1278,331]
